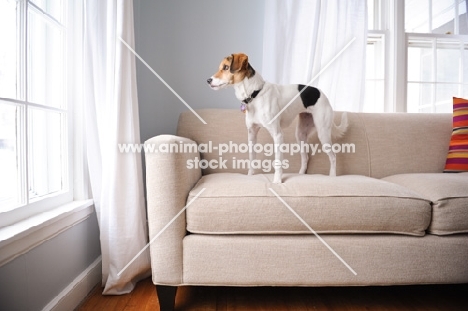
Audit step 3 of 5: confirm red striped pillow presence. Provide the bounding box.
[444,97,468,173]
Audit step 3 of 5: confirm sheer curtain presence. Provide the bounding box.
[263,0,367,112]
[83,0,150,294]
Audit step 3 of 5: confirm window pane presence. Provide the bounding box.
[437,43,461,83]
[28,108,65,199]
[407,83,421,113]
[407,83,434,112]
[28,8,64,108]
[463,46,468,83]
[366,37,385,80]
[408,43,434,82]
[406,0,468,35]
[432,0,455,34]
[365,34,385,112]
[436,83,459,112]
[364,80,385,112]
[0,0,19,99]
[459,0,468,34]
[463,84,468,97]
[368,0,375,30]
[366,43,376,79]
[407,36,468,112]
[406,0,430,33]
[31,0,63,23]
[0,102,21,211]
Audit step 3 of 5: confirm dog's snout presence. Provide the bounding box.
[207,78,212,85]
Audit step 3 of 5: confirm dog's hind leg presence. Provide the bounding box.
[296,113,316,174]
[318,129,336,176]
[313,108,337,176]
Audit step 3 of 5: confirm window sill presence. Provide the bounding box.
[0,200,94,267]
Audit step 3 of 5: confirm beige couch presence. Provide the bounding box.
[145,109,468,310]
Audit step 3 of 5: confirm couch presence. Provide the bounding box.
[145,109,468,310]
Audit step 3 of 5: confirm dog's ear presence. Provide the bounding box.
[230,53,249,73]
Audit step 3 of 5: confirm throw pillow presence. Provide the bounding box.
[444,97,468,172]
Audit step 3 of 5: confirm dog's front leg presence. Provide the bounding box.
[247,124,260,176]
[267,125,284,184]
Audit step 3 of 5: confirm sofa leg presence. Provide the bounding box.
[156,285,177,311]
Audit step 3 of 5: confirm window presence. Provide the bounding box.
[365,32,386,112]
[406,0,468,112]
[365,0,468,112]
[0,0,73,227]
[365,0,387,112]
[405,0,467,34]
[407,36,468,112]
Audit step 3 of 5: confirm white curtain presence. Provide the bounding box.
[83,0,151,294]
[263,0,367,112]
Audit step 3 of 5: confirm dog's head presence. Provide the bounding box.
[207,53,254,90]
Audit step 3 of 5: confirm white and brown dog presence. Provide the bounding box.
[207,53,348,183]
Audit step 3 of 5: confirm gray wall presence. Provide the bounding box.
[0,213,101,311]
[134,0,266,142]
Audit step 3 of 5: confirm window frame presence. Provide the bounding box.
[365,30,386,112]
[367,0,468,112]
[0,0,92,268]
[406,32,468,112]
[0,0,77,228]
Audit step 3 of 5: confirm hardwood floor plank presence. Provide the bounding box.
[124,278,158,311]
[77,277,468,311]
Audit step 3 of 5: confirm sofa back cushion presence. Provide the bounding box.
[177,109,452,178]
[360,113,452,178]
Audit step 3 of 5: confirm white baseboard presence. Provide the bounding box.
[43,256,102,311]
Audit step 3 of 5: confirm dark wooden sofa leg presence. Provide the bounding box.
[156,285,177,311]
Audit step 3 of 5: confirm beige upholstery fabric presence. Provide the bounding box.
[360,113,452,178]
[383,173,468,235]
[145,135,201,284]
[306,112,371,176]
[183,234,468,286]
[186,173,431,236]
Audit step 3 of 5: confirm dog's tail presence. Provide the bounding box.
[332,112,349,139]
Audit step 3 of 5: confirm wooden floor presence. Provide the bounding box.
[77,277,468,311]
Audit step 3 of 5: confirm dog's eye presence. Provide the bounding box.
[223,65,229,70]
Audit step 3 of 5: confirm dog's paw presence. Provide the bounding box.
[273,170,283,183]
[273,174,282,183]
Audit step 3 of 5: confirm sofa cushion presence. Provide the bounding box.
[383,173,468,235]
[359,113,452,178]
[186,173,431,236]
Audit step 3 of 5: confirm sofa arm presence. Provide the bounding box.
[145,135,201,285]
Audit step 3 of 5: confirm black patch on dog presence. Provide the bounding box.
[298,85,320,108]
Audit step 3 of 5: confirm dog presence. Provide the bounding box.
[207,53,348,183]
